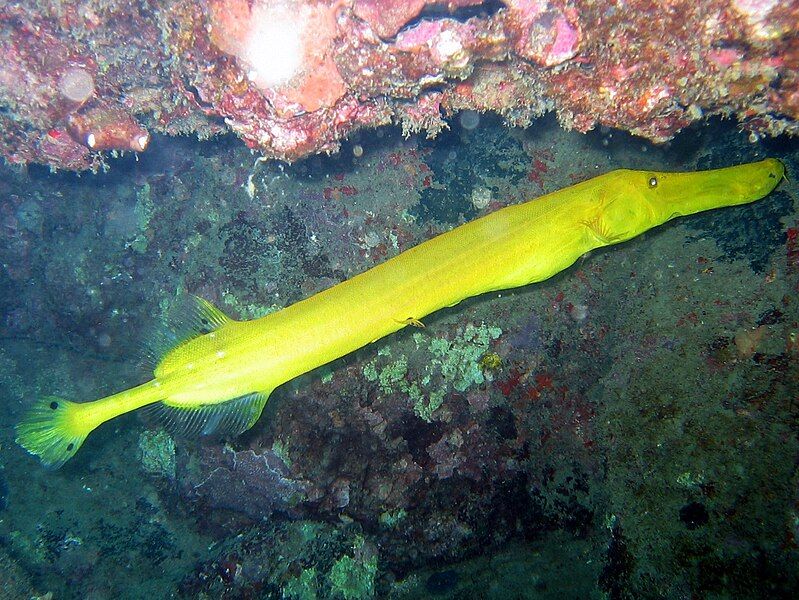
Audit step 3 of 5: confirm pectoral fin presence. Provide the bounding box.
[582,216,624,245]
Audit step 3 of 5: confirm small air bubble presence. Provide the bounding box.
[459,110,480,130]
[67,443,74,451]
[136,134,150,151]
[57,67,94,104]
[50,401,59,410]
[569,303,589,321]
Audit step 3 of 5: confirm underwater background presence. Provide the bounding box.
[1,114,798,599]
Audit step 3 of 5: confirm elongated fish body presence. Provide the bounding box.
[16,159,784,468]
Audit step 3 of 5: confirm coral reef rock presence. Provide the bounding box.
[1,0,798,171]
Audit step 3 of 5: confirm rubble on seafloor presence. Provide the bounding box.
[1,0,798,171]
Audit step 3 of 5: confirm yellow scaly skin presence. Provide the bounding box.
[16,159,784,467]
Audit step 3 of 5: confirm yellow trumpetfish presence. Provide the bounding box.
[16,159,784,468]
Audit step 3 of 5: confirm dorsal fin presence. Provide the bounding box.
[143,391,270,438]
[142,296,233,371]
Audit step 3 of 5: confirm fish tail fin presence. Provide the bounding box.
[15,396,92,469]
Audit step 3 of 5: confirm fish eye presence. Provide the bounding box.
[648,176,658,188]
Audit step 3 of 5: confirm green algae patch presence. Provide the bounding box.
[363,322,501,422]
[428,323,502,392]
[328,537,378,599]
[283,566,319,600]
[137,430,176,480]
[378,508,408,529]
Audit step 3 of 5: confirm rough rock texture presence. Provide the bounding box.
[180,446,310,517]
[1,0,798,171]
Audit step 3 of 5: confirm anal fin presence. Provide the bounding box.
[144,391,270,438]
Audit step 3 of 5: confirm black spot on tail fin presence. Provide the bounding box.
[142,296,234,371]
[144,391,270,438]
[16,396,89,469]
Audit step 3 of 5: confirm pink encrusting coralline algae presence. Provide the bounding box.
[0,0,797,171]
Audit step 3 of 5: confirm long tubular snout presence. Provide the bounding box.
[649,158,784,222]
